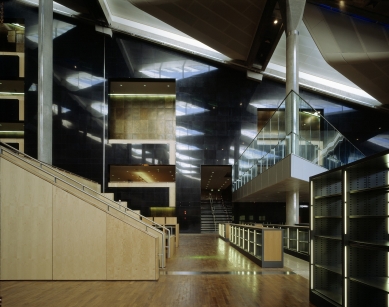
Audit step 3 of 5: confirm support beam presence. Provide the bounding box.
[286,190,299,225]
[38,0,53,164]
[284,0,306,225]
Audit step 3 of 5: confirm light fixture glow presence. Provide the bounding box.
[109,94,175,97]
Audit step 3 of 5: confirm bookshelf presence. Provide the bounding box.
[310,150,389,307]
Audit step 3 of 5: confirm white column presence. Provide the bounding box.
[285,0,305,157]
[284,0,305,225]
[286,190,299,225]
[38,0,53,164]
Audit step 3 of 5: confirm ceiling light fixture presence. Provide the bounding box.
[274,19,278,24]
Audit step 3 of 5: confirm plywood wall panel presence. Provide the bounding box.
[52,187,106,280]
[0,159,53,280]
[263,230,282,261]
[106,215,158,280]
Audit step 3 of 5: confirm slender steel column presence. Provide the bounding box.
[284,0,305,225]
[38,0,53,164]
[285,0,305,156]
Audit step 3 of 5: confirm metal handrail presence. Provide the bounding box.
[0,143,171,267]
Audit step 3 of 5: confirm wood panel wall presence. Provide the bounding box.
[53,187,107,280]
[0,156,159,281]
[106,215,158,280]
[263,230,283,261]
[0,159,53,280]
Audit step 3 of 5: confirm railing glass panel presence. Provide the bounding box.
[232,91,364,192]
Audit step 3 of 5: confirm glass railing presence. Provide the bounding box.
[232,91,364,191]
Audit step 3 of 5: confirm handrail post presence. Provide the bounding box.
[162,232,165,268]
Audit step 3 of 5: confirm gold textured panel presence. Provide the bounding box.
[263,230,282,261]
[52,187,107,280]
[1,159,53,280]
[106,215,158,280]
[109,94,175,140]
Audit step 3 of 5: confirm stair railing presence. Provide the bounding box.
[209,193,217,232]
[0,142,171,267]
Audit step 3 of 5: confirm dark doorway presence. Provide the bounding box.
[200,165,232,233]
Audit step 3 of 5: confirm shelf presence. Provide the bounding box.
[289,238,297,241]
[314,235,342,241]
[299,241,309,243]
[314,289,342,305]
[314,264,342,275]
[314,193,342,200]
[350,277,389,293]
[310,151,389,307]
[349,240,389,249]
[349,185,389,194]
[349,215,389,219]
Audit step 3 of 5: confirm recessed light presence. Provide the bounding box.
[120,84,122,86]
[144,85,146,87]
[274,19,278,24]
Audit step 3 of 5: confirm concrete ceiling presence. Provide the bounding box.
[303,3,389,105]
[39,0,389,108]
[126,0,268,62]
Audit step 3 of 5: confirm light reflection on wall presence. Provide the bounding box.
[183,175,201,181]
[139,60,217,80]
[176,142,201,150]
[176,152,200,161]
[66,72,105,90]
[26,20,76,44]
[176,161,198,168]
[366,134,389,149]
[241,129,258,140]
[176,126,204,137]
[176,100,209,116]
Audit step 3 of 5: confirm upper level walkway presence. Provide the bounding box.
[232,91,364,203]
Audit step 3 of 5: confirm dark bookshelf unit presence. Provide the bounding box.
[310,150,389,307]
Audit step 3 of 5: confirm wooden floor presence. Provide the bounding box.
[0,234,316,307]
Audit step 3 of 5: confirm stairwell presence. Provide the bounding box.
[201,201,233,233]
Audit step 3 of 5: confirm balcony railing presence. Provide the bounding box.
[232,91,364,192]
